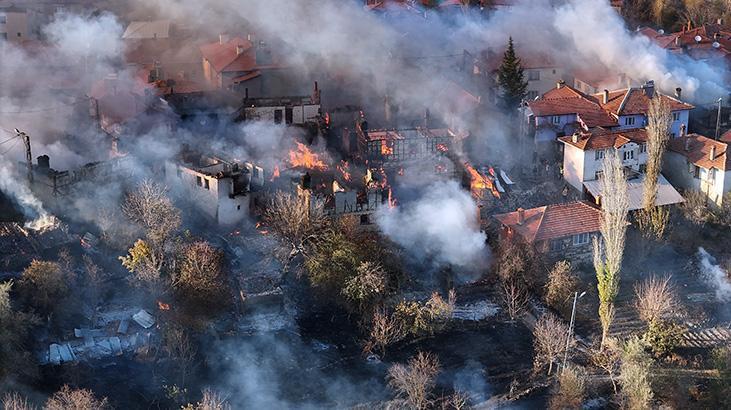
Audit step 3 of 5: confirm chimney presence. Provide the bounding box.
[571,132,580,143]
[236,45,245,55]
[680,123,686,137]
[710,145,716,161]
[643,80,655,98]
[675,36,680,46]
[684,135,691,151]
[675,87,682,100]
[37,155,50,170]
[603,89,609,104]
[556,80,565,89]
[517,208,525,225]
[219,33,229,45]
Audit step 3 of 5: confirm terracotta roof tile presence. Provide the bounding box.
[528,85,618,128]
[668,133,730,171]
[593,88,693,116]
[494,201,602,243]
[558,128,647,151]
[200,37,257,73]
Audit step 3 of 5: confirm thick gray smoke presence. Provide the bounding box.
[0,164,50,228]
[697,247,731,303]
[376,180,488,269]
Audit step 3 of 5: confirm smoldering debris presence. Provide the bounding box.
[697,247,731,303]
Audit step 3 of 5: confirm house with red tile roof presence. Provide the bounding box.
[664,133,731,207]
[524,81,693,145]
[199,34,288,95]
[639,22,731,67]
[493,201,602,262]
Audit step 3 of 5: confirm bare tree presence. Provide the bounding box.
[182,389,231,410]
[533,313,573,376]
[594,151,629,348]
[44,385,109,410]
[122,180,181,246]
[634,275,679,325]
[620,337,654,410]
[544,260,577,314]
[388,351,441,410]
[173,241,228,303]
[162,325,198,388]
[680,189,711,225]
[549,365,586,410]
[592,337,622,394]
[365,308,404,357]
[262,191,330,265]
[2,392,35,410]
[502,278,529,321]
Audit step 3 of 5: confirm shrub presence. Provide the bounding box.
[544,260,576,314]
[549,366,586,410]
[642,320,684,357]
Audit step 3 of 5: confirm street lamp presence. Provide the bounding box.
[562,290,586,371]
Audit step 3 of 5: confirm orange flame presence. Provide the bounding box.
[465,163,500,199]
[158,301,170,310]
[288,142,328,170]
[337,160,351,182]
[436,143,448,152]
[270,165,280,181]
[381,140,393,156]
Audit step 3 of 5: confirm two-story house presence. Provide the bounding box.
[525,81,694,145]
[0,5,27,43]
[558,128,684,210]
[665,134,731,207]
[594,81,694,138]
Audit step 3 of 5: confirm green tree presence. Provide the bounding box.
[18,260,68,316]
[497,37,528,111]
[0,281,39,383]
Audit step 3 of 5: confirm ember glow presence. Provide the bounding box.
[380,140,394,156]
[337,160,351,181]
[157,301,171,311]
[288,142,328,170]
[270,165,280,181]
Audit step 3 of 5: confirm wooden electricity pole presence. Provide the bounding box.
[15,129,32,184]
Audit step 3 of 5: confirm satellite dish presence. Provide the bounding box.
[713,41,721,48]
[694,35,702,43]
[658,29,665,35]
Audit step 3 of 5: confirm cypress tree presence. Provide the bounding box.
[497,37,528,111]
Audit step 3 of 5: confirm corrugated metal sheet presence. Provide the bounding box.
[583,173,684,211]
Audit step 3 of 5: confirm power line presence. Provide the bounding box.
[0,139,20,156]
[0,134,18,146]
[0,99,85,114]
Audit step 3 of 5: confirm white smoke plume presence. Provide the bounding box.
[697,247,731,302]
[376,180,488,269]
[0,164,51,229]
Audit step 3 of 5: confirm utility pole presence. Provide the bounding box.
[715,97,723,140]
[15,128,33,184]
[562,291,586,372]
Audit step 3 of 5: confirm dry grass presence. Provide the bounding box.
[44,385,109,410]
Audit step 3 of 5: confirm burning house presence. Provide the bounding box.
[493,201,602,262]
[165,148,265,226]
[30,154,134,198]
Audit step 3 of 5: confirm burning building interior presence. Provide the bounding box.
[2,0,731,409]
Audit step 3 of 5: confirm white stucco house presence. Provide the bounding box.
[558,128,684,211]
[165,150,265,226]
[664,134,731,207]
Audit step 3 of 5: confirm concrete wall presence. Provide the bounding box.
[165,162,250,226]
[562,144,586,191]
[662,152,730,207]
[0,11,28,43]
[533,113,580,143]
[524,67,567,100]
[242,103,319,125]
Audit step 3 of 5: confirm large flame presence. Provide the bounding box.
[24,214,58,231]
[380,140,393,156]
[465,163,500,199]
[288,142,328,170]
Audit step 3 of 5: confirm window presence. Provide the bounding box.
[196,176,202,186]
[595,170,604,179]
[691,164,700,178]
[640,164,647,173]
[573,233,590,245]
[0,15,6,24]
[551,115,561,124]
[552,69,556,74]
[623,150,634,161]
[708,168,716,185]
[16,32,20,37]
[639,143,647,153]
[624,116,635,126]
[528,70,540,81]
[360,214,369,225]
[672,112,680,121]
[0,33,6,41]
[550,240,563,252]
[237,205,241,210]
[204,179,210,190]
[595,149,605,160]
